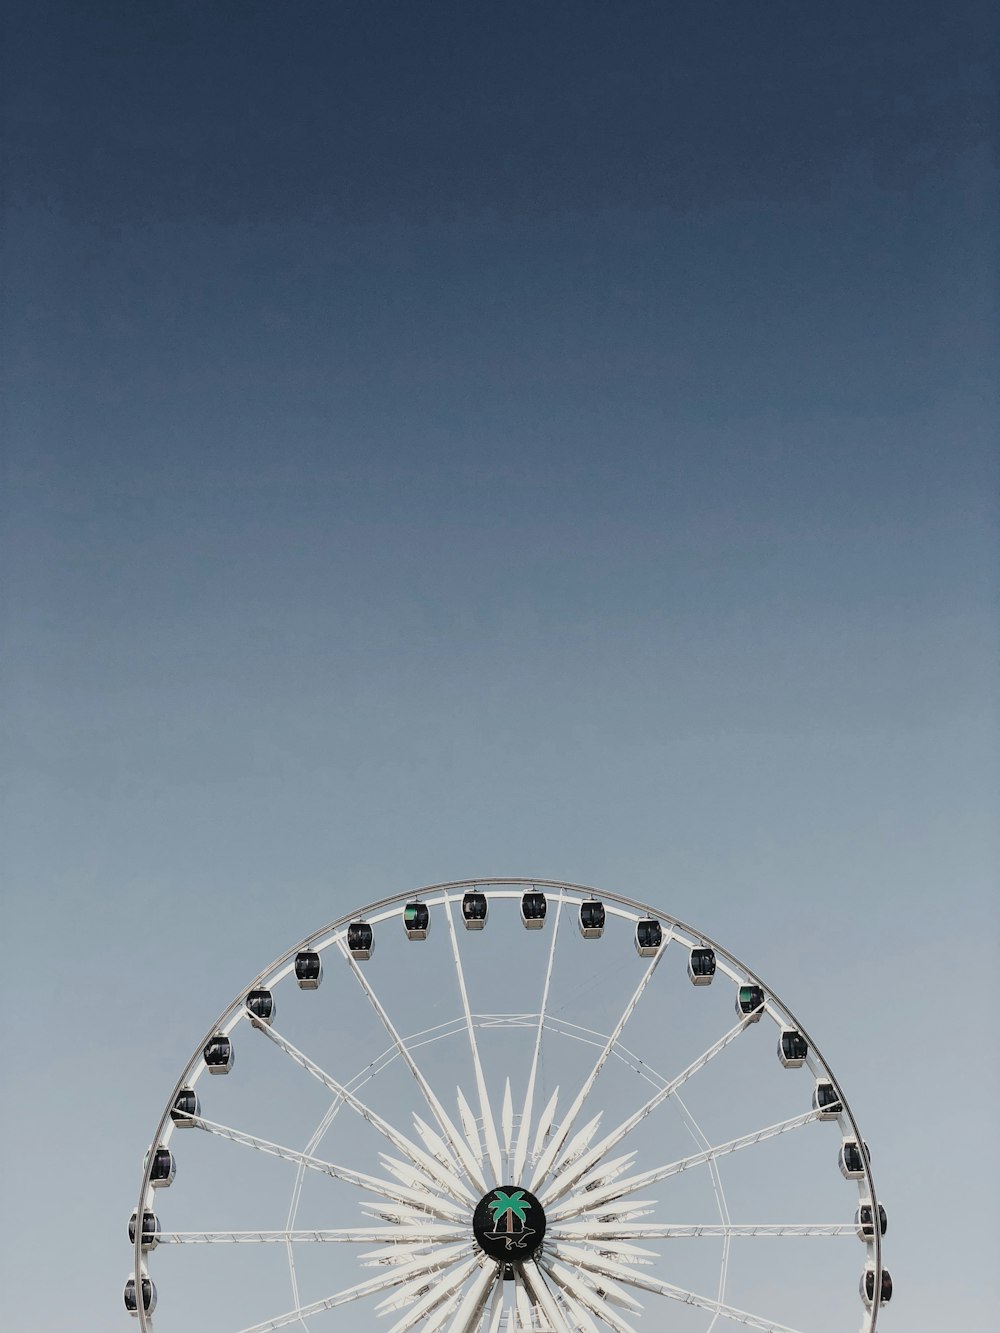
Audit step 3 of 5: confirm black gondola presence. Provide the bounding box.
[860,1267,893,1305]
[736,984,765,1021]
[462,891,488,929]
[839,1138,870,1180]
[347,921,374,959]
[294,949,323,989]
[246,987,275,1025]
[855,1202,888,1240]
[170,1087,200,1128]
[124,1277,157,1315]
[813,1079,843,1119]
[579,901,606,939]
[520,892,547,929]
[635,918,662,957]
[145,1146,175,1188]
[204,1033,234,1074]
[403,901,430,940]
[778,1029,808,1068]
[128,1210,160,1250]
[687,946,716,985]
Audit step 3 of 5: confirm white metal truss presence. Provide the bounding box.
[445,897,504,1187]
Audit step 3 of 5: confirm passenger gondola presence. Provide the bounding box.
[124,1277,156,1315]
[294,949,323,989]
[145,1146,175,1188]
[204,1033,234,1074]
[170,1087,200,1128]
[860,1266,892,1305]
[687,946,716,985]
[128,1210,159,1251]
[347,921,374,959]
[461,891,488,929]
[736,984,765,1021]
[855,1202,888,1240]
[579,900,605,938]
[403,901,430,940]
[778,1029,808,1067]
[520,892,547,929]
[635,918,662,956]
[245,987,275,1025]
[813,1079,843,1119]
[839,1138,870,1180]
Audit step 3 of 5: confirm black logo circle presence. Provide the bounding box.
[472,1185,546,1262]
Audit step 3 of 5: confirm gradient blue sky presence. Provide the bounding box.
[2,2,997,1328]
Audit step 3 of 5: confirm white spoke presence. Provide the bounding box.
[485,1280,504,1333]
[361,1245,447,1267]
[254,1017,476,1205]
[542,1013,752,1205]
[540,1256,640,1333]
[513,889,564,1181]
[529,935,669,1193]
[447,1259,500,1333]
[361,1201,466,1226]
[501,1077,514,1165]
[380,1152,473,1205]
[551,1111,602,1174]
[577,1201,658,1224]
[531,1087,560,1159]
[446,897,504,1185]
[416,1109,481,1194]
[340,938,488,1193]
[549,1236,658,1265]
[564,1149,635,1195]
[233,1245,469,1333]
[384,1263,477,1327]
[546,1243,644,1311]
[375,1246,473,1313]
[189,1113,467,1221]
[520,1260,575,1333]
[547,1241,806,1333]
[157,1226,467,1244]
[552,1221,856,1239]
[513,1266,534,1327]
[551,1109,820,1221]
[423,1289,467,1333]
[455,1087,485,1166]
[554,1287,601,1333]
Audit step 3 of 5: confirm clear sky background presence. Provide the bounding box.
[2,1,997,1329]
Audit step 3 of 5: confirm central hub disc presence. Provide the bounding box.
[473,1185,546,1261]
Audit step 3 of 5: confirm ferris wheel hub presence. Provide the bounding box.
[472,1185,547,1262]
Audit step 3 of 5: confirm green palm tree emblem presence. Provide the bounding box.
[487,1189,534,1248]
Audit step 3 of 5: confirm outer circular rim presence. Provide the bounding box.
[132,877,884,1331]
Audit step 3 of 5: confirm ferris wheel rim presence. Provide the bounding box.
[133,876,884,1332]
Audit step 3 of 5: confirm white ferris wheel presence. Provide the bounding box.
[127,879,891,1333]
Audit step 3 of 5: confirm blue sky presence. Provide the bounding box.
[2,2,997,1329]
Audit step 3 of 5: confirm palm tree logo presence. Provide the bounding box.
[485,1189,535,1250]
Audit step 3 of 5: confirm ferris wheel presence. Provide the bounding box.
[127,879,891,1333]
